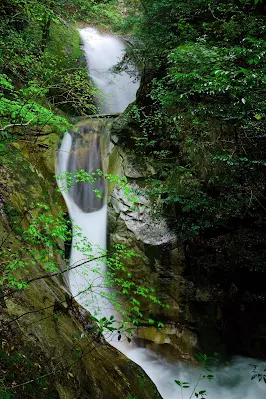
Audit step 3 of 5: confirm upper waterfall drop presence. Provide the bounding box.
[79,27,138,113]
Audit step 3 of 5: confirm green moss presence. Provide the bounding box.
[45,23,83,72]
[62,2,124,33]
[3,203,23,235]
[56,384,75,399]
[43,21,97,116]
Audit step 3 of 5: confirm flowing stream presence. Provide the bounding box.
[56,27,266,399]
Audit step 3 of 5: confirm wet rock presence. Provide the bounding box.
[108,141,198,361]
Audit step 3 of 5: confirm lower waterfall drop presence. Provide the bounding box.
[57,120,110,316]
[56,27,266,399]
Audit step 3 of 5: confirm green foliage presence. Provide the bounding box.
[0,0,128,138]
[57,169,140,209]
[0,0,99,138]
[105,244,166,328]
[0,73,70,136]
[0,203,71,288]
[175,353,215,399]
[57,168,165,327]
[1,188,164,331]
[42,22,98,115]
[57,0,123,30]
[122,0,266,239]
[0,378,13,399]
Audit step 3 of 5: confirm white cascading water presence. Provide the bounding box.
[79,27,137,113]
[57,27,266,398]
[57,122,110,315]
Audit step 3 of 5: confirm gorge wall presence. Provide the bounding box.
[108,103,266,362]
[108,128,198,362]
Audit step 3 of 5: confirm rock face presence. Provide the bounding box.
[109,110,266,362]
[0,135,161,399]
[108,131,198,362]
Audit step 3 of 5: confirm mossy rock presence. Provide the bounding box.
[0,134,161,399]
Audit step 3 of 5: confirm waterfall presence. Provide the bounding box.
[79,27,138,113]
[56,27,266,399]
[57,120,110,315]
[57,27,138,317]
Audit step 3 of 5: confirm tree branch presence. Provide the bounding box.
[0,254,107,300]
[0,117,37,132]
